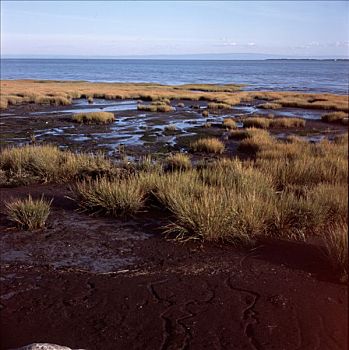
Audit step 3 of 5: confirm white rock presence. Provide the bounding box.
[12,344,85,350]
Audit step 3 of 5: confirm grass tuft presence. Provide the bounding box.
[323,221,348,278]
[258,102,282,110]
[243,117,305,129]
[191,138,225,154]
[72,112,115,124]
[166,153,192,171]
[0,145,113,185]
[243,117,270,129]
[321,111,348,124]
[137,104,174,112]
[74,176,145,217]
[5,195,52,230]
[222,118,237,129]
[207,102,231,110]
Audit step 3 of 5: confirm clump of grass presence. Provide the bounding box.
[255,137,348,188]
[87,96,94,104]
[177,102,185,108]
[165,153,191,171]
[154,169,274,242]
[243,117,305,129]
[72,112,115,124]
[269,117,306,128]
[202,110,209,117]
[164,124,178,132]
[5,195,52,230]
[0,145,113,185]
[191,138,225,154]
[321,111,348,124]
[243,117,270,129]
[237,129,274,154]
[151,100,171,106]
[229,129,249,140]
[222,118,237,129]
[137,104,174,112]
[207,102,231,110]
[204,122,212,128]
[323,221,348,278]
[258,102,282,110]
[74,176,145,217]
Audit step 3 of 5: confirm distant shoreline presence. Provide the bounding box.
[2,57,348,61]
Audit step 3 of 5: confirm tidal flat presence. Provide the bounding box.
[0,80,348,350]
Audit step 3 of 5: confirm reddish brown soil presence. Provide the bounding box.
[0,184,347,350]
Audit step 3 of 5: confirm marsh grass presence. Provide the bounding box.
[207,102,231,110]
[74,176,145,217]
[243,117,271,129]
[258,102,282,110]
[72,111,115,124]
[137,104,174,112]
[0,144,113,185]
[191,138,225,154]
[237,129,274,153]
[270,118,305,128]
[242,117,305,129]
[222,118,237,129]
[5,195,52,230]
[2,81,348,113]
[154,168,274,242]
[165,153,192,171]
[321,111,348,124]
[229,129,250,140]
[323,221,348,278]
[164,124,178,134]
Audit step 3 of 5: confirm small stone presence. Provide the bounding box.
[12,344,86,350]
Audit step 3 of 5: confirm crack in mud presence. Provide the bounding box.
[225,275,263,350]
[146,279,200,350]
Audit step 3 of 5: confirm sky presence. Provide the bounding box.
[1,1,349,59]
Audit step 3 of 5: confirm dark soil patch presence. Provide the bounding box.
[0,183,347,350]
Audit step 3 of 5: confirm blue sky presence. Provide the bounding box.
[1,1,348,58]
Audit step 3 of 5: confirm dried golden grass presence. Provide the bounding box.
[72,111,115,124]
[1,81,347,113]
[191,137,225,154]
[73,176,145,217]
[0,144,113,185]
[323,220,348,277]
[321,111,348,124]
[243,117,271,129]
[207,102,231,110]
[137,104,174,112]
[222,118,237,129]
[258,102,282,110]
[242,117,305,129]
[5,195,52,230]
[166,153,192,171]
[270,117,306,128]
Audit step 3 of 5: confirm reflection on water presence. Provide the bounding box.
[3,97,334,151]
[31,99,138,115]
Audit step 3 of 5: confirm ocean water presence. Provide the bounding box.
[1,59,348,94]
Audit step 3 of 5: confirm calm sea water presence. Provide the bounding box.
[1,59,348,94]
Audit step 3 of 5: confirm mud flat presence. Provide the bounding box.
[0,81,348,349]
